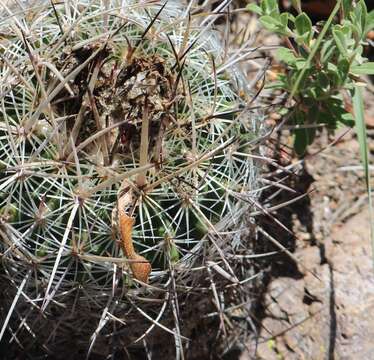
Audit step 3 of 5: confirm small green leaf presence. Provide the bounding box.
[292,110,309,156]
[280,12,289,27]
[351,44,365,60]
[316,72,330,90]
[307,87,318,99]
[265,81,288,90]
[294,12,313,45]
[351,62,374,75]
[337,58,350,84]
[358,0,368,32]
[295,58,308,70]
[259,15,280,31]
[339,23,353,37]
[307,127,316,145]
[327,62,338,73]
[320,39,336,63]
[314,109,330,125]
[295,12,312,36]
[342,0,354,16]
[247,3,262,15]
[294,129,308,156]
[259,10,291,35]
[365,11,374,33]
[340,111,355,127]
[324,97,354,127]
[351,0,367,36]
[332,28,347,56]
[261,0,279,16]
[276,47,297,64]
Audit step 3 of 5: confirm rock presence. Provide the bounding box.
[326,208,374,359]
[242,209,374,359]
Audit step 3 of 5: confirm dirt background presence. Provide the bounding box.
[239,125,374,359]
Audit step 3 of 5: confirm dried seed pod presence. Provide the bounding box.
[118,213,151,283]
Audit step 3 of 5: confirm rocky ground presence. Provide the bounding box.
[241,129,374,359]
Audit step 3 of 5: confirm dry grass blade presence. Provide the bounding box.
[353,85,374,267]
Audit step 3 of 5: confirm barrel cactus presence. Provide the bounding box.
[0,1,264,358]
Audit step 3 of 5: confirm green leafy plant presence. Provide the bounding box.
[248,0,374,155]
[248,0,374,266]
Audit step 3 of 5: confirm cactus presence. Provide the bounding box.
[0,1,264,358]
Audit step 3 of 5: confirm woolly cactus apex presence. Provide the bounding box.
[0,1,264,358]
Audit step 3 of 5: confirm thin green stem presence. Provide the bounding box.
[288,0,342,102]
